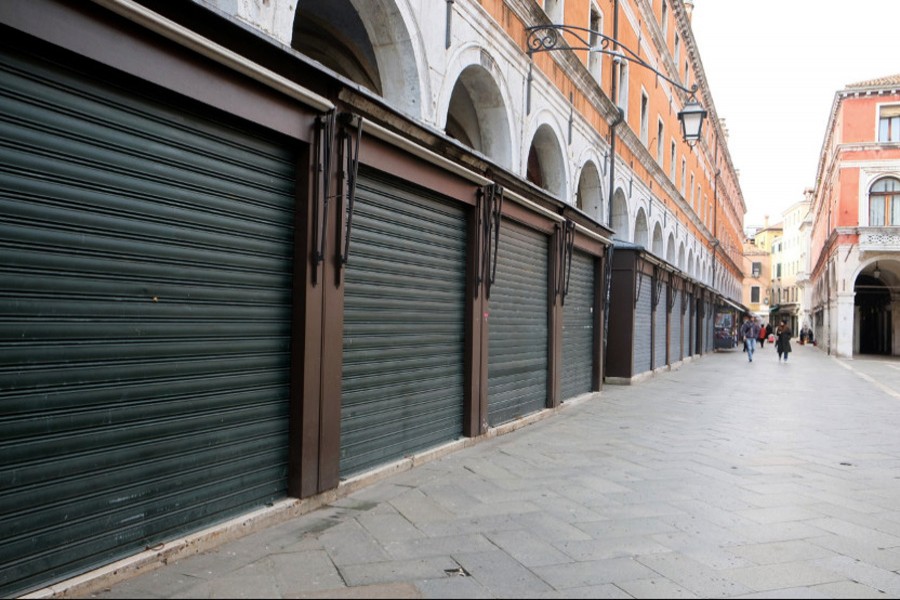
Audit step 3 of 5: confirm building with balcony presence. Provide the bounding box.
[808,74,900,356]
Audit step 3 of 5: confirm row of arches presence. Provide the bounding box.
[284,0,718,283]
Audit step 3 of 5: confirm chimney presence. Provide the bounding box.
[684,0,695,22]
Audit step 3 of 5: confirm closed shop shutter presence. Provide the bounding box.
[341,168,466,477]
[0,45,295,597]
[654,282,668,367]
[672,292,682,362]
[488,221,548,426]
[561,250,594,401]
[687,293,695,355]
[633,273,653,375]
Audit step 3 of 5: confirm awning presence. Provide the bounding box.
[720,297,747,313]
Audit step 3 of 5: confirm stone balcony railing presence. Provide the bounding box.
[858,227,900,253]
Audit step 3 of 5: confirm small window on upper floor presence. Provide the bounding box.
[661,0,668,40]
[680,158,686,195]
[657,119,665,164]
[544,0,564,24]
[752,262,761,277]
[588,7,603,83]
[674,32,680,67]
[640,91,649,144]
[670,140,676,181]
[878,105,900,142]
[751,286,760,303]
[617,60,629,115]
[869,177,900,226]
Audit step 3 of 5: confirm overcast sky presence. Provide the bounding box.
[689,0,900,229]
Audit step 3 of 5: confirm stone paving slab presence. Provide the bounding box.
[67,348,900,599]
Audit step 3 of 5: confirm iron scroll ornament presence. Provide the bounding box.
[525,24,699,98]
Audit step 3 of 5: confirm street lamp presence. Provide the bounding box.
[678,99,707,146]
[524,24,707,145]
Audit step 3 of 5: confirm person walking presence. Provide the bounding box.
[776,319,793,362]
[757,320,768,348]
[740,316,761,362]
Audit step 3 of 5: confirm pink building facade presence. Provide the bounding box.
[808,75,900,357]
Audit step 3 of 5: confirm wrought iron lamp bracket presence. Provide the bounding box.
[525,24,699,99]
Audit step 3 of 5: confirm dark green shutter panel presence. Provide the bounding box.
[672,292,683,361]
[0,46,295,597]
[341,168,466,477]
[634,273,653,374]
[654,281,668,367]
[488,221,548,426]
[561,250,594,400]
[687,293,694,355]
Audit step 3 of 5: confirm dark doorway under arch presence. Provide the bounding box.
[856,274,891,355]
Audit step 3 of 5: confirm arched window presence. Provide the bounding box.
[869,177,900,226]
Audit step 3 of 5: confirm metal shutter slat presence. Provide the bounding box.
[0,45,294,597]
[341,169,466,477]
[488,221,548,426]
[561,250,594,400]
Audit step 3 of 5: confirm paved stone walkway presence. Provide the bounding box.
[62,344,900,598]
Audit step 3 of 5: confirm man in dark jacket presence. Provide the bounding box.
[740,316,761,362]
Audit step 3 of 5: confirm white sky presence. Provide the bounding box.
[689,0,900,229]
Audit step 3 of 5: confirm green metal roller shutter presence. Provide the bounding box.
[561,250,594,401]
[672,292,683,362]
[341,168,466,477]
[488,221,548,426]
[634,273,653,375]
[0,46,296,597]
[654,281,668,367]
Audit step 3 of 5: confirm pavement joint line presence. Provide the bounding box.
[831,355,900,400]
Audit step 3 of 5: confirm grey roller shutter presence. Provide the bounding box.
[672,293,683,362]
[633,273,652,375]
[0,45,295,597]
[488,221,548,426]
[561,250,594,401]
[341,168,466,477]
[654,281,668,367]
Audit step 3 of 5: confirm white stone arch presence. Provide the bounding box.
[610,187,630,240]
[666,232,676,264]
[634,207,650,248]
[523,113,570,202]
[438,43,517,170]
[687,249,695,278]
[678,241,686,271]
[574,159,604,221]
[290,0,429,120]
[652,222,664,257]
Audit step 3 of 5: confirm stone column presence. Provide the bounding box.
[835,291,856,358]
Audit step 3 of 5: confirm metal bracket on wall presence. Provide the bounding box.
[668,272,677,312]
[557,219,576,305]
[634,260,644,307]
[652,266,663,309]
[477,183,503,299]
[337,112,362,284]
[311,110,336,286]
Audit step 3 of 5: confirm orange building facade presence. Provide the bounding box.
[808,75,900,356]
